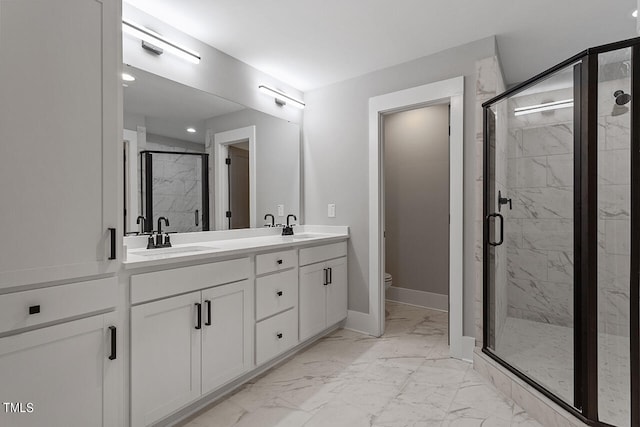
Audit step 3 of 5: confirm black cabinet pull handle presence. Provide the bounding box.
[195,303,202,330]
[276,332,283,339]
[276,290,283,297]
[108,326,117,360]
[195,209,199,227]
[323,268,328,286]
[28,305,40,315]
[205,300,212,326]
[276,259,283,265]
[486,213,504,246]
[108,228,116,260]
[328,267,333,284]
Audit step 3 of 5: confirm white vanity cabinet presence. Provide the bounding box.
[255,250,299,365]
[130,260,253,427]
[0,278,120,427]
[299,242,348,341]
[0,0,121,289]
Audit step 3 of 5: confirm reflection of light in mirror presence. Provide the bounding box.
[186,127,196,133]
[633,9,638,18]
[122,72,136,82]
[258,85,305,109]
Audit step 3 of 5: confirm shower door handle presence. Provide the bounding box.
[486,213,504,246]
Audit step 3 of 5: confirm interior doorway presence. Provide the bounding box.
[227,144,250,229]
[363,76,471,361]
[382,104,450,315]
[213,125,256,230]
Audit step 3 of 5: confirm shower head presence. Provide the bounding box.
[612,90,631,116]
[614,90,631,106]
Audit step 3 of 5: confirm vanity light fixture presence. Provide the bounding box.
[122,72,136,82]
[258,85,305,109]
[122,19,201,64]
[186,127,197,133]
[513,99,573,116]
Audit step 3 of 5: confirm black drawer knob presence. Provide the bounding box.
[276,291,283,297]
[276,332,283,339]
[29,305,40,315]
[276,259,283,265]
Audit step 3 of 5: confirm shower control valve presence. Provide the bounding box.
[498,190,512,212]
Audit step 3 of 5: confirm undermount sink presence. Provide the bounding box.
[285,234,322,240]
[130,246,215,256]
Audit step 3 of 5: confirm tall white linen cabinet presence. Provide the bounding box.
[0,0,122,426]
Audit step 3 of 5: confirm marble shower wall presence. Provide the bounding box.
[492,90,510,346]
[597,75,631,338]
[144,140,205,233]
[503,75,632,337]
[505,86,575,328]
[474,56,504,347]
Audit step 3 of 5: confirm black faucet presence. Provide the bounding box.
[264,213,275,227]
[148,217,171,248]
[136,216,146,234]
[157,217,169,234]
[282,214,297,236]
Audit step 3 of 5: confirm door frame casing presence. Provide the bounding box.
[355,76,470,360]
[213,126,257,230]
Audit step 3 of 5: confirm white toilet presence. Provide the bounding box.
[385,272,393,290]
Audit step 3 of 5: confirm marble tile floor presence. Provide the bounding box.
[496,316,630,427]
[180,302,542,427]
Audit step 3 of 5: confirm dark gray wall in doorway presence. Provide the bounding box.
[384,104,450,296]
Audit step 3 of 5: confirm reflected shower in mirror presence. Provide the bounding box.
[122,65,300,234]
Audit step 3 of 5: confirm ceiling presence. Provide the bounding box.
[124,0,638,92]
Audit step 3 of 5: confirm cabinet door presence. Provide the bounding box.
[0,0,120,289]
[0,313,119,427]
[201,280,253,394]
[326,257,348,327]
[299,263,327,341]
[131,292,201,427]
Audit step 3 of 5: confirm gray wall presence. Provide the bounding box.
[384,104,449,296]
[206,109,301,225]
[303,37,496,335]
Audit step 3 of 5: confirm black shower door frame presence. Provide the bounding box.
[482,37,640,427]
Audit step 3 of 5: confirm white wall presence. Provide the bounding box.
[122,4,303,125]
[303,37,497,335]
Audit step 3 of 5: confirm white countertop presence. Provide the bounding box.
[123,225,349,269]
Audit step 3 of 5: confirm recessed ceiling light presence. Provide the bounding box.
[122,72,136,82]
[633,9,638,18]
[186,127,196,133]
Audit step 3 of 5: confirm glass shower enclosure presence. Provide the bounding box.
[483,37,639,427]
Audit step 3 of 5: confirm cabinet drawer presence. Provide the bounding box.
[256,269,297,321]
[0,277,117,335]
[256,249,297,276]
[131,258,250,304]
[299,241,347,266]
[256,308,298,365]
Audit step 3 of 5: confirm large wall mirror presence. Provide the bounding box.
[123,65,301,234]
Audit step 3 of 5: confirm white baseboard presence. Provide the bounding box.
[458,335,476,362]
[344,309,376,336]
[386,286,448,312]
